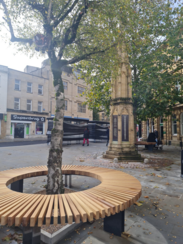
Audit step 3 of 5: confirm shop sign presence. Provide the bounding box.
[11,114,45,122]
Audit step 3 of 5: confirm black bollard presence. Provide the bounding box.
[181,150,183,178]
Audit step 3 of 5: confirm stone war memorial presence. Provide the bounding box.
[104,46,141,161]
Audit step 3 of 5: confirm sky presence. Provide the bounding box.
[0,0,180,73]
[0,40,45,72]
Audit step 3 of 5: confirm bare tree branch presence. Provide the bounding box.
[47,0,52,23]
[66,43,116,65]
[27,1,48,23]
[53,0,79,28]
[57,1,88,60]
[0,0,33,45]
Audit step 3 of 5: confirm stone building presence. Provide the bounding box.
[141,107,183,146]
[0,62,92,140]
[99,112,110,122]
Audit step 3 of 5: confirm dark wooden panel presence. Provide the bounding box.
[122,115,129,141]
[113,115,118,141]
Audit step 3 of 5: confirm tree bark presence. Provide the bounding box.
[46,68,65,194]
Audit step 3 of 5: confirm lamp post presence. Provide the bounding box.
[181,137,183,178]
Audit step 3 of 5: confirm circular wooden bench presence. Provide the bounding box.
[0,165,141,243]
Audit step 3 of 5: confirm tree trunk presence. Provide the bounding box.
[46,68,65,194]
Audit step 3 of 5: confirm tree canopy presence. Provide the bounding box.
[77,0,183,122]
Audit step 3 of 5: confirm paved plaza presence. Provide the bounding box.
[0,142,183,244]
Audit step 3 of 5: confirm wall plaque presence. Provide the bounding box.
[122,115,129,141]
[113,115,118,141]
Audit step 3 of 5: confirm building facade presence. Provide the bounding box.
[141,105,183,146]
[0,62,92,140]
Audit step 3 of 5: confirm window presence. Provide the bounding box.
[151,119,154,132]
[27,82,32,93]
[15,80,20,91]
[14,98,20,110]
[38,101,42,112]
[63,81,68,90]
[102,113,105,121]
[172,114,177,135]
[36,122,44,135]
[78,103,86,113]
[38,85,43,95]
[0,120,1,135]
[65,100,67,110]
[78,86,85,94]
[27,100,32,111]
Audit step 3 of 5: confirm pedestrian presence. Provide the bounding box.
[106,126,110,146]
[46,131,51,145]
[83,127,90,146]
[154,129,158,146]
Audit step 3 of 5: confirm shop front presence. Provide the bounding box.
[10,114,46,139]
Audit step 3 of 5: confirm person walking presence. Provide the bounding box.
[83,127,90,146]
[106,126,110,146]
[154,129,158,146]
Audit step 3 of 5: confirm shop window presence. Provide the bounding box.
[181,113,183,136]
[38,84,43,95]
[78,86,85,94]
[172,114,177,135]
[15,80,20,91]
[27,82,32,93]
[63,81,68,90]
[27,100,32,111]
[36,121,44,135]
[65,100,67,110]
[14,98,20,110]
[78,103,86,113]
[38,101,42,112]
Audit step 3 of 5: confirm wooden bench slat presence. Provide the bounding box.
[61,195,73,224]
[53,195,58,226]
[38,195,51,227]
[65,194,80,223]
[8,195,37,226]
[30,195,48,227]
[15,195,41,226]
[71,194,93,222]
[58,195,66,226]
[45,195,54,226]
[68,194,87,223]
[1,194,34,225]
[23,195,44,226]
